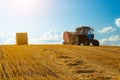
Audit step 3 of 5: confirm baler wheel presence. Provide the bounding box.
[63,41,65,44]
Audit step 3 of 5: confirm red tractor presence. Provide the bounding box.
[63,26,99,46]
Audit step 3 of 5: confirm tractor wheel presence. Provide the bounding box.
[72,36,80,45]
[92,40,99,46]
[83,41,90,46]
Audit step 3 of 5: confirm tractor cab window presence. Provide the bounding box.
[88,29,93,34]
[84,28,88,34]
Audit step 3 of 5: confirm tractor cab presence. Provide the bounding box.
[76,26,93,35]
[76,26,94,41]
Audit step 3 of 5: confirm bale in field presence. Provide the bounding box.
[16,32,28,45]
[63,31,76,44]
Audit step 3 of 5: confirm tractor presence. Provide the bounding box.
[63,26,99,46]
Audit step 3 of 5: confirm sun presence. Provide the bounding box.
[16,0,37,9]
[9,0,53,16]
[9,0,38,15]
[19,0,30,4]
[10,0,50,11]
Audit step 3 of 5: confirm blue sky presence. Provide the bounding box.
[0,0,120,45]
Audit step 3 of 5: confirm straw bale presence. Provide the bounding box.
[16,32,28,45]
[63,31,76,44]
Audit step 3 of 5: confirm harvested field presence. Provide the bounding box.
[0,45,120,80]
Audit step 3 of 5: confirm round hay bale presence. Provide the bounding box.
[63,31,76,44]
[16,32,28,45]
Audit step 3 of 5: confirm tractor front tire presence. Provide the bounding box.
[92,40,99,46]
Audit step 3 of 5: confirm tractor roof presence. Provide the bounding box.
[76,26,91,30]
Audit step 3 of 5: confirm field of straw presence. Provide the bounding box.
[0,45,120,80]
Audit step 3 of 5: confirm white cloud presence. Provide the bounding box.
[108,35,120,41]
[29,31,63,44]
[0,32,15,44]
[99,35,120,46]
[115,18,120,27]
[98,26,116,33]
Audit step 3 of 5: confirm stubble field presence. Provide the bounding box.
[0,45,120,80]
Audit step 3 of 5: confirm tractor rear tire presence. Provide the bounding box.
[92,40,99,46]
[83,41,90,46]
[72,36,80,45]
